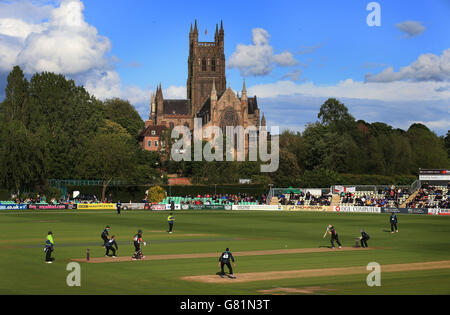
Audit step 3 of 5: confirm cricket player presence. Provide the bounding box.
[101,225,110,247]
[324,225,342,249]
[44,231,55,263]
[218,248,236,278]
[132,229,146,260]
[359,229,370,248]
[105,235,118,257]
[168,213,175,234]
[390,213,398,233]
[117,201,121,215]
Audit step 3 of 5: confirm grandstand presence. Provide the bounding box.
[406,183,450,209]
[159,196,259,206]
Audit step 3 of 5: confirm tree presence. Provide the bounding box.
[77,133,137,201]
[0,120,46,196]
[103,98,144,139]
[317,98,356,133]
[1,66,29,123]
[147,185,166,203]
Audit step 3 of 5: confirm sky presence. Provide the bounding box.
[0,0,449,135]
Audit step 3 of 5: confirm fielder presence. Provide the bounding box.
[389,213,399,233]
[132,229,146,260]
[218,248,236,278]
[105,235,118,257]
[323,225,342,249]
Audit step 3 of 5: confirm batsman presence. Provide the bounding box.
[323,225,342,249]
[132,229,147,260]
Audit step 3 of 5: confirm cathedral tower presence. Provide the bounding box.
[187,20,226,115]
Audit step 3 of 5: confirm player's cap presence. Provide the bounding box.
[48,231,52,235]
[226,247,229,251]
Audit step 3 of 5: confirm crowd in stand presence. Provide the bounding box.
[179,193,265,205]
[279,191,332,206]
[406,182,450,209]
[339,185,410,208]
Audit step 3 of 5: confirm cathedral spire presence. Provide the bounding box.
[194,19,198,33]
[211,78,217,101]
[241,79,247,101]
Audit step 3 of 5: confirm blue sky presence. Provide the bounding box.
[0,0,449,134]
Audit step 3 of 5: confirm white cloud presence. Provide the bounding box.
[227,28,297,77]
[16,0,111,75]
[365,49,450,83]
[163,85,186,99]
[0,0,151,115]
[280,69,304,81]
[395,21,426,38]
[248,79,450,102]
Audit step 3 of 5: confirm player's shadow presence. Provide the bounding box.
[318,245,333,248]
[382,229,392,233]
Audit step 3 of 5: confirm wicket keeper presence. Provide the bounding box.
[359,229,370,248]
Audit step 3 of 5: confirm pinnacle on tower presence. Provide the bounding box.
[194,19,198,33]
[241,79,247,100]
[211,78,217,101]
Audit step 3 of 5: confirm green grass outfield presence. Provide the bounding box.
[1,209,450,295]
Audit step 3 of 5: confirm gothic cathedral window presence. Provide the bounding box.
[202,58,206,71]
[211,58,216,72]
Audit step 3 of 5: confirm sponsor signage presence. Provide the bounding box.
[282,205,327,212]
[419,169,450,181]
[28,204,66,210]
[151,204,166,211]
[428,208,450,216]
[232,205,281,211]
[407,208,428,215]
[0,204,27,210]
[76,203,116,210]
[382,208,405,214]
[333,206,381,213]
[438,209,450,216]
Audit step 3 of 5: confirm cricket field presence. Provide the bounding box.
[1,209,450,295]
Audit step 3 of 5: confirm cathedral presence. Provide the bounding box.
[139,20,266,153]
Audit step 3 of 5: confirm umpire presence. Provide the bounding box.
[168,213,175,234]
[44,231,55,263]
[218,248,236,278]
[390,213,399,233]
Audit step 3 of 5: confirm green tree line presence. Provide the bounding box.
[0,67,449,199]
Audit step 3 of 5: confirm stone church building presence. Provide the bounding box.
[139,20,266,153]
